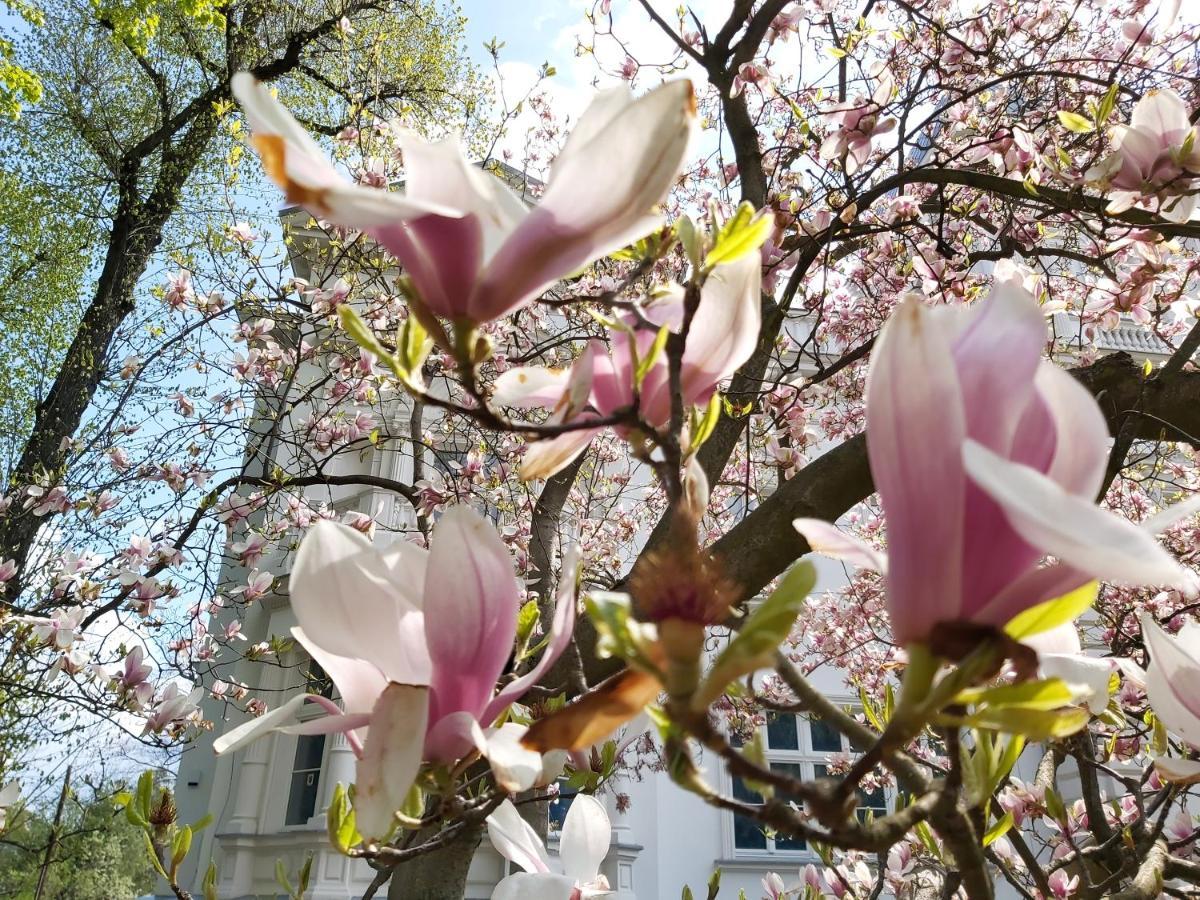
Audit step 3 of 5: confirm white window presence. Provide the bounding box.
[727,711,886,857]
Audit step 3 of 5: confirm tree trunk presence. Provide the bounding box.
[388,822,484,900]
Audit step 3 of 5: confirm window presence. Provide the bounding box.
[285,733,326,826]
[729,712,884,856]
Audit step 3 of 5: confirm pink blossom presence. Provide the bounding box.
[114,646,155,708]
[215,507,579,839]
[495,253,762,479]
[228,221,256,243]
[796,268,1198,645]
[819,70,896,176]
[233,73,696,325]
[1140,615,1200,782]
[730,60,772,98]
[143,682,202,734]
[0,560,15,583]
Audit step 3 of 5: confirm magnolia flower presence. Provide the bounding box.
[1086,89,1200,224]
[233,73,695,325]
[0,782,18,832]
[14,607,84,649]
[1021,623,1117,716]
[819,69,895,176]
[114,646,155,709]
[795,267,1198,646]
[144,683,203,734]
[1140,614,1200,782]
[486,795,612,900]
[495,253,762,480]
[214,507,578,840]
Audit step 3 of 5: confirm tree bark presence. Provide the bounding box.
[387,822,485,900]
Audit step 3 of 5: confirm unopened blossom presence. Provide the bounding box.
[114,646,155,708]
[796,265,1198,646]
[0,560,15,583]
[495,252,762,480]
[486,794,612,900]
[1086,89,1200,223]
[215,507,579,840]
[233,73,696,325]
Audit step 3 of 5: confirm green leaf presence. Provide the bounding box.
[740,732,774,799]
[635,325,671,388]
[682,886,695,900]
[957,677,1081,711]
[202,862,219,900]
[327,783,361,854]
[693,561,816,709]
[401,782,424,822]
[913,820,942,860]
[396,314,432,388]
[171,825,193,872]
[704,202,773,270]
[190,813,213,833]
[136,770,154,823]
[1044,787,1067,824]
[964,706,1090,741]
[859,686,885,731]
[1057,110,1094,133]
[298,853,314,893]
[339,305,390,359]
[987,734,1026,799]
[1004,582,1097,639]
[275,859,294,896]
[983,811,1014,847]
[690,392,722,451]
[143,832,168,879]
[1097,82,1120,125]
[514,598,540,660]
[675,215,703,270]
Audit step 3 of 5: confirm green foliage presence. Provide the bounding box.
[0,780,158,899]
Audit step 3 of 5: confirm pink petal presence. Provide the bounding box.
[1142,614,1200,748]
[494,367,570,409]
[866,299,966,642]
[792,518,888,573]
[291,626,387,715]
[482,546,582,723]
[964,441,1198,591]
[1131,89,1190,143]
[355,683,429,840]
[424,507,522,723]
[372,215,482,321]
[520,426,601,481]
[1031,363,1109,498]
[492,874,576,900]
[679,254,763,405]
[470,80,696,321]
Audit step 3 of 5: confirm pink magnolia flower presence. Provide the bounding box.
[233,73,696,325]
[495,253,762,479]
[114,646,155,708]
[214,507,578,840]
[486,794,612,900]
[143,682,203,734]
[819,69,895,176]
[14,607,84,649]
[1048,869,1079,899]
[1086,89,1200,224]
[796,268,1198,646]
[1139,614,1200,782]
[0,560,15,583]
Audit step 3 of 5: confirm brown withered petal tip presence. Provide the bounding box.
[521,669,662,753]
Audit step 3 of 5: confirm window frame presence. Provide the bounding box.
[721,706,886,862]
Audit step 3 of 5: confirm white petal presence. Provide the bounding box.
[290,521,431,686]
[1131,89,1190,139]
[487,800,552,874]
[1033,363,1110,498]
[520,428,600,481]
[1141,614,1200,748]
[963,440,1197,591]
[793,518,887,573]
[491,873,576,900]
[1140,494,1200,537]
[291,627,387,716]
[494,367,569,409]
[214,694,310,755]
[355,684,429,840]
[1152,756,1200,784]
[560,794,611,884]
[481,723,546,793]
[680,253,763,403]
[1038,654,1114,715]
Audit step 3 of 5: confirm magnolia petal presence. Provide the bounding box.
[1152,756,1200,784]
[486,800,552,874]
[478,723,546,793]
[214,694,310,755]
[355,684,429,841]
[482,545,581,723]
[1032,363,1110,498]
[964,440,1198,593]
[280,713,373,736]
[793,518,887,573]
[423,710,478,763]
[291,627,387,716]
[1038,653,1115,716]
[1141,614,1200,747]
[1141,494,1200,537]
[1131,89,1190,140]
[491,873,576,900]
[472,80,695,321]
[866,299,966,642]
[679,254,763,407]
[494,367,570,409]
[560,794,611,884]
[424,507,522,723]
[231,74,454,226]
[520,427,600,481]
[1021,622,1082,656]
[291,521,431,686]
